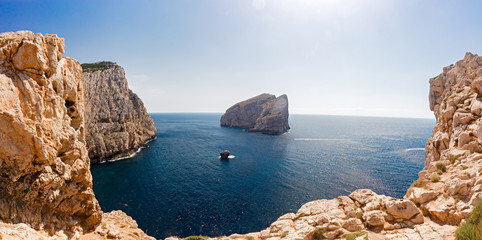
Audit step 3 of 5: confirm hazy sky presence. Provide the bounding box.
[1,0,481,118]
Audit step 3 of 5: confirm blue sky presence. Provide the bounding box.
[1,0,481,118]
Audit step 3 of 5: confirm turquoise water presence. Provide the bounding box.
[91,113,434,239]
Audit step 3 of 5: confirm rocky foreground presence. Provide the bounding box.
[166,53,482,240]
[83,62,156,163]
[220,93,290,134]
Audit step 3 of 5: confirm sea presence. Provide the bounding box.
[91,113,435,239]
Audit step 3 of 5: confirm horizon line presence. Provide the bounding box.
[147,112,435,120]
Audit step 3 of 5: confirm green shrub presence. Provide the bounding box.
[422,208,431,218]
[449,155,461,164]
[356,212,364,222]
[280,231,289,238]
[245,237,254,240]
[184,235,208,240]
[431,176,440,182]
[410,179,425,188]
[455,198,461,205]
[456,199,482,240]
[343,231,366,240]
[312,228,325,240]
[457,222,476,240]
[462,165,469,170]
[81,61,116,72]
[479,167,482,173]
[436,162,446,172]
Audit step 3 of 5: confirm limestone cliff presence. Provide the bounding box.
[220,93,290,134]
[82,63,156,163]
[0,31,155,239]
[408,52,482,224]
[167,54,482,240]
[0,31,102,234]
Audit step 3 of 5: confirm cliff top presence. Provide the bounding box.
[81,61,117,72]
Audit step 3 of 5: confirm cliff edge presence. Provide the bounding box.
[0,31,154,239]
[82,62,156,163]
[220,93,290,134]
[0,31,102,234]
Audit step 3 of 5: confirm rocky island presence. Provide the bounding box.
[220,93,290,134]
[82,61,156,163]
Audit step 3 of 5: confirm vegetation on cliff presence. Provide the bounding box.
[81,61,116,72]
[456,200,482,240]
[82,63,157,163]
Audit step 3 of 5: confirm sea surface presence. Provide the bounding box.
[91,113,435,239]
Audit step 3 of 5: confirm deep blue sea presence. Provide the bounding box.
[91,113,435,239]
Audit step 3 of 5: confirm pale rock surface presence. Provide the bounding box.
[83,64,156,163]
[0,31,102,234]
[0,31,156,239]
[0,211,154,240]
[220,93,290,134]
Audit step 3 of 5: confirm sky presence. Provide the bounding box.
[1,0,482,118]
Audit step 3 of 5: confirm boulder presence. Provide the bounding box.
[364,211,386,227]
[386,199,420,220]
[406,188,439,205]
[220,150,230,160]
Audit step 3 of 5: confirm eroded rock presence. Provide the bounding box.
[0,31,102,234]
[82,63,157,163]
[220,93,290,134]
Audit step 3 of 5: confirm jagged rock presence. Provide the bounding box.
[0,31,102,234]
[220,93,290,134]
[364,210,386,227]
[220,150,230,160]
[418,52,482,225]
[82,63,156,163]
[406,188,439,205]
[385,199,421,220]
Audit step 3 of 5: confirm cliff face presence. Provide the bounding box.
[408,52,482,224]
[0,31,102,233]
[220,93,290,134]
[82,64,156,163]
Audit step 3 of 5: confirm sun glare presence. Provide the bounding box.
[253,0,338,11]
